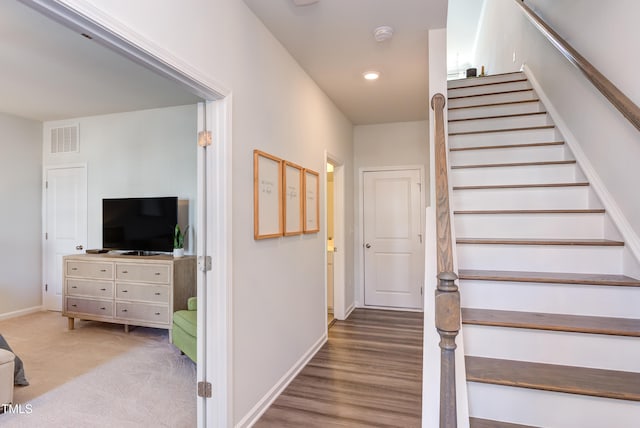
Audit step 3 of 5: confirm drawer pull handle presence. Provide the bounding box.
[100,269,107,272]
[155,292,161,296]
[122,309,128,312]
[122,290,128,293]
[100,307,106,310]
[155,272,161,276]
[155,312,161,316]
[71,286,78,289]
[71,268,78,271]
[100,288,107,291]
[71,304,77,307]
[122,270,129,274]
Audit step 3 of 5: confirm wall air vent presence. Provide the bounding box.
[50,125,79,154]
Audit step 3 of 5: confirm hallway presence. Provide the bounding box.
[256,309,424,427]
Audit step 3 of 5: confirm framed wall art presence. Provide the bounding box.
[253,150,283,239]
[303,168,319,233]
[283,161,303,236]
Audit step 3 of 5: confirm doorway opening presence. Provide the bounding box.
[24,3,231,427]
[326,161,335,327]
[325,153,346,325]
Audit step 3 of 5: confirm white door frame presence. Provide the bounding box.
[42,163,88,311]
[325,152,346,321]
[357,165,426,310]
[24,3,233,426]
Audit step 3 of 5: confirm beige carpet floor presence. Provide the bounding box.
[0,311,196,427]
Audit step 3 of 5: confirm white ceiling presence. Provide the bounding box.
[243,0,448,125]
[0,1,202,122]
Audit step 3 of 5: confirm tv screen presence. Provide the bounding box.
[103,197,178,252]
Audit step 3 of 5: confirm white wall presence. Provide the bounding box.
[474,0,640,263]
[55,0,355,423]
[44,105,198,253]
[0,113,42,315]
[353,120,428,306]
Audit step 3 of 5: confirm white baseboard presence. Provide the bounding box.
[523,64,640,276]
[344,303,355,319]
[0,306,45,322]
[362,305,423,313]
[235,333,327,428]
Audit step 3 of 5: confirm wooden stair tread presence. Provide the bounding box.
[452,160,576,170]
[454,209,605,215]
[470,417,538,428]
[448,76,527,91]
[462,308,640,337]
[447,71,524,85]
[449,88,534,101]
[457,238,624,246]
[465,356,640,401]
[458,269,640,287]
[449,99,541,111]
[453,182,589,190]
[449,111,546,123]
[450,141,564,152]
[449,125,554,136]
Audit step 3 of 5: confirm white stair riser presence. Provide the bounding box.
[454,213,605,239]
[451,164,578,186]
[464,326,640,372]
[468,380,640,428]
[448,101,545,120]
[449,90,538,109]
[450,145,566,165]
[457,244,623,274]
[449,127,559,148]
[453,187,594,210]
[460,280,640,319]
[448,113,552,134]
[448,73,526,89]
[448,80,531,98]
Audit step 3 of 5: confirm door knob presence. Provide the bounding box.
[365,243,371,248]
[76,245,84,250]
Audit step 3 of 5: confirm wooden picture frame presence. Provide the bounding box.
[254,150,283,239]
[283,161,303,236]
[303,168,320,233]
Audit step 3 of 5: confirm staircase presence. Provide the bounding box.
[447,72,640,428]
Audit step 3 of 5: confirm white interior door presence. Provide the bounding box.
[44,166,87,311]
[363,169,423,309]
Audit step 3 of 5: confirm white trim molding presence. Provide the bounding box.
[0,306,44,322]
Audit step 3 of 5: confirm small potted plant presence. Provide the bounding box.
[173,224,189,257]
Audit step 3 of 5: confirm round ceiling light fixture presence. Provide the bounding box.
[373,26,394,42]
[363,71,380,81]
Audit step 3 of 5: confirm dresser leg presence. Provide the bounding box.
[67,317,75,330]
[124,324,129,333]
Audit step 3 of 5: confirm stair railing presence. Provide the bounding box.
[515,0,640,133]
[431,93,460,428]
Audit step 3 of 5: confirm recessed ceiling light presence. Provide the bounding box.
[363,71,380,81]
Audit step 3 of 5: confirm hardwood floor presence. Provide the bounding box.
[256,309,424,427]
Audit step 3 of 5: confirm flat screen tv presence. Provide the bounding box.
[102,197,178,252]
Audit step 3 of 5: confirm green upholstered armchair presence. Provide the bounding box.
[172,297,197,362]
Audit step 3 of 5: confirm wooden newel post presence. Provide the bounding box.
[431,92,459,427]
[435,271,460,428]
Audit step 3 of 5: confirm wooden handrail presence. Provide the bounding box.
[515,0,640,133]
[431,93,461,428]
